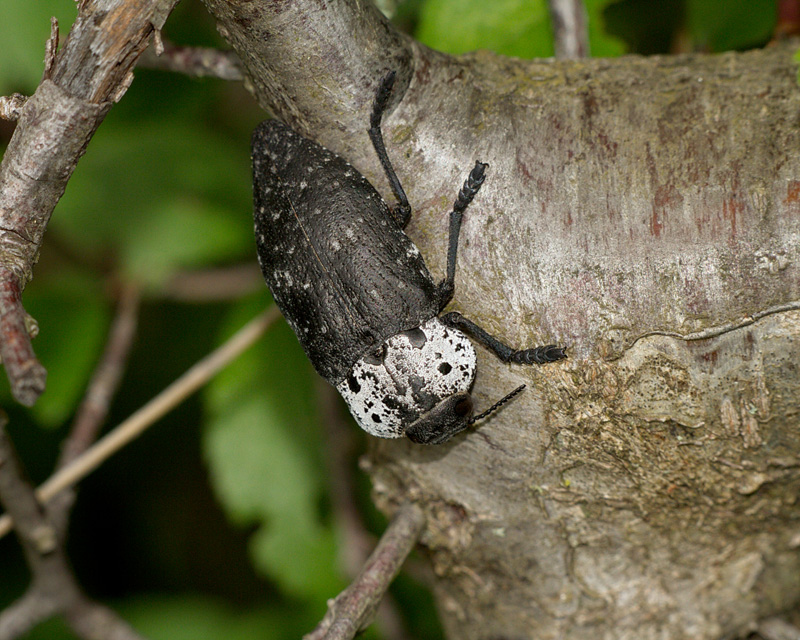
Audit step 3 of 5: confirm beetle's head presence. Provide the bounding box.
[404,384,527,445]
[404,392,473,445]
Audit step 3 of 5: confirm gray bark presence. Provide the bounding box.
[201,1,800,637]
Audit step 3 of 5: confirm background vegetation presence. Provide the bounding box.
[0,0,782,638]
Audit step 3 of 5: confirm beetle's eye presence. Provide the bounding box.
[454,396,473,417]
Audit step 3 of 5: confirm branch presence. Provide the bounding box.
[318,382,409,640]
[0,0,179,405]
[161,264,262,302]
[757,617,800,640]
[0,95,27,122]
[0,275,46,406]
[547,0,589,59]
[0,307,279,540]
[304,503,426,640]
[201,0,413,146]
[137,41,244,80]
[48,283,141,537]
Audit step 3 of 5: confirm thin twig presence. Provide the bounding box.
[304,502,426,640]
[757,616,800,640]
[60,283,141,466]
[547,0,589,59]
[318,381,410,640]
[0,307,279,540]
[49,283,141,536]
[138,41,244,81]
[162,264,262,302]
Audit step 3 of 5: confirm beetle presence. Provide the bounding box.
[252,71,566,445]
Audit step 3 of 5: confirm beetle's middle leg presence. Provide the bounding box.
[369,71,412,228]
[440,311,567,365]
[436,161,488,309]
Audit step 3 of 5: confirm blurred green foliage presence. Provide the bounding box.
[0,0,779,638]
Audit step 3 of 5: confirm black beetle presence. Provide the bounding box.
[252,71,566,444]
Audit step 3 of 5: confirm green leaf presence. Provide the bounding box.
[414,0,625,59]
[49,115,253,285]
[416,0,553,58]
[586,0,627,57]
[203,300,342,600]
[687,0,776,52]
[0,0,77,93]
[120,594,316,640]
[121,197,247,287]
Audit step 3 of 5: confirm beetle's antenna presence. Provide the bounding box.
[469,384,526,424]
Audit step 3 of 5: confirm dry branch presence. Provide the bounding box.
[305,503,426,640]
[547,0,589,58]
[138,42,244,80]
[48,283,141,537]
[0,0,178,405]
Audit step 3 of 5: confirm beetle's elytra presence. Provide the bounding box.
[252,71,566,445]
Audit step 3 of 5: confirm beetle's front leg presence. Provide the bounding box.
[440,311,567,364]
[437,161,488,309]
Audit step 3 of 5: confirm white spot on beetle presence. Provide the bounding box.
[336,317,477,439]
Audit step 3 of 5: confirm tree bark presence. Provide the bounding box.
[200,1,800,637]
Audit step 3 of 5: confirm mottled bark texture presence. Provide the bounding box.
[201,1,800,638]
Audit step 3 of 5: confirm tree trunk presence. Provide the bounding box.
[200,1,800,637]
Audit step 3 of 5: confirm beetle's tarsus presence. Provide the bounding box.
[437,162,489,310]
[440,312,566,366]
[454,162,488,214]
[508,345,567,365]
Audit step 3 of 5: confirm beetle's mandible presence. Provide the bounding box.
[252,71,566,445]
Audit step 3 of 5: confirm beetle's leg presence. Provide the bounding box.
[369,71,412,228]
[440,311,567,365]
[437,162,488,309]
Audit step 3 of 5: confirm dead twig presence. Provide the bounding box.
[318,381,410,640]
[0,95,28,122]
[547,0,589,59]
[138,41,244,81]
[48,282,141,537]
[304,502,426,640]
[162,264,262,302]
